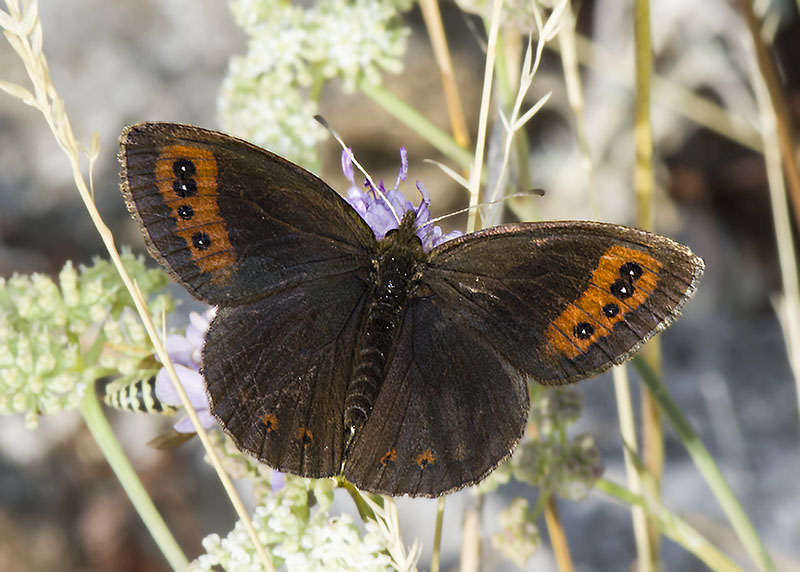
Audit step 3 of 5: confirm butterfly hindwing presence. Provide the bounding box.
[120,122,376,305]
[422,221,704,384]
[204,271,370,478]
[344,296,529,496]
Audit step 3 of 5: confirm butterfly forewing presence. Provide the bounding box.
[120,123,377,305]
[423,221,704,384]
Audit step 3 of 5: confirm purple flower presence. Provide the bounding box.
[155,308,217,433]
[342,148,462,251]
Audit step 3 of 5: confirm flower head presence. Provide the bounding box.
[342,148,462,251]
[188,475,403,572]
[155,308,217,433]
[491,497,541,567]
[0,251,173,427]
[219,0,411,169]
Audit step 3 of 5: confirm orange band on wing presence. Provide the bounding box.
[155,144,235,282]
[545,245,662,359]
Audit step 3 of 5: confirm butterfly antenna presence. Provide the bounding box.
[314,115,403,225]
[419,188,545,230]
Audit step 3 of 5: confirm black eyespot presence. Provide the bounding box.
[173,179,197,198]
[573,322,595,340]
[620,261,643,281]
[611,278,634,300]
[602,303,620,318]
[192,232,211,250]
[173,158,196,178]
[176,204,194,220]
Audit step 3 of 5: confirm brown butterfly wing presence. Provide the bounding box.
[203,257,371,478]
[120,122,379,477]
[344,221,702,496]
[422,220,704,384]
[343,297,529,496]
[120,122,376,305]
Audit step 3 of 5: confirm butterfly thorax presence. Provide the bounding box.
[344,211,426,433]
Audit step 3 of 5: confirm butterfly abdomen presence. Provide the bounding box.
[344,220,425,430]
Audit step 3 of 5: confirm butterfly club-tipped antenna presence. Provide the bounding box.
[314,115,404,226]
[419,187,547,233]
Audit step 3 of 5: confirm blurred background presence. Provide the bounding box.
[0,0,798,570]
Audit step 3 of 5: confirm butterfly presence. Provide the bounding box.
[119,122,704,497]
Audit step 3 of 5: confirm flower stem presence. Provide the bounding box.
[596,479,746,572]
[543,494,574,572]
[79,385,188,571]
[459,492,482,572]
[632,0,663,566]
[556,0,598,216]
[633,356,777,572]
[419,0,470,149]
[612,366,653,571]
[495,29,533,211]
[430,497,445,572]
[466,0,504,233]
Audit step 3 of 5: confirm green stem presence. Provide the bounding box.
[79,386,189,571]
[357,80,473,170]
[340,479,377,523]
[494,30,533,206]
[633,356,776,572]
[632,0,663,565]
[430,497,444,572]
[596,479,746,572]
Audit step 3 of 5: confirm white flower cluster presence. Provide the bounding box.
[189,475,396,572]
[218,0,412,168]
[491,497,541,567]
[0,250,173,427]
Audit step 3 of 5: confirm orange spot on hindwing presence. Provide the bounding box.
[297,427,314,447]
[545,245,662,358]
[155,144,235,282]
[380,448,397,466]
[262,412,279,434]
[415,448,436,471]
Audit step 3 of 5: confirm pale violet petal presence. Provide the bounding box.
[173,410,216,433]
[186,308,214,350]
[173,416,196,433]
[163,334,195,367]
[341,148,356,185]
[155,364,207,408]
